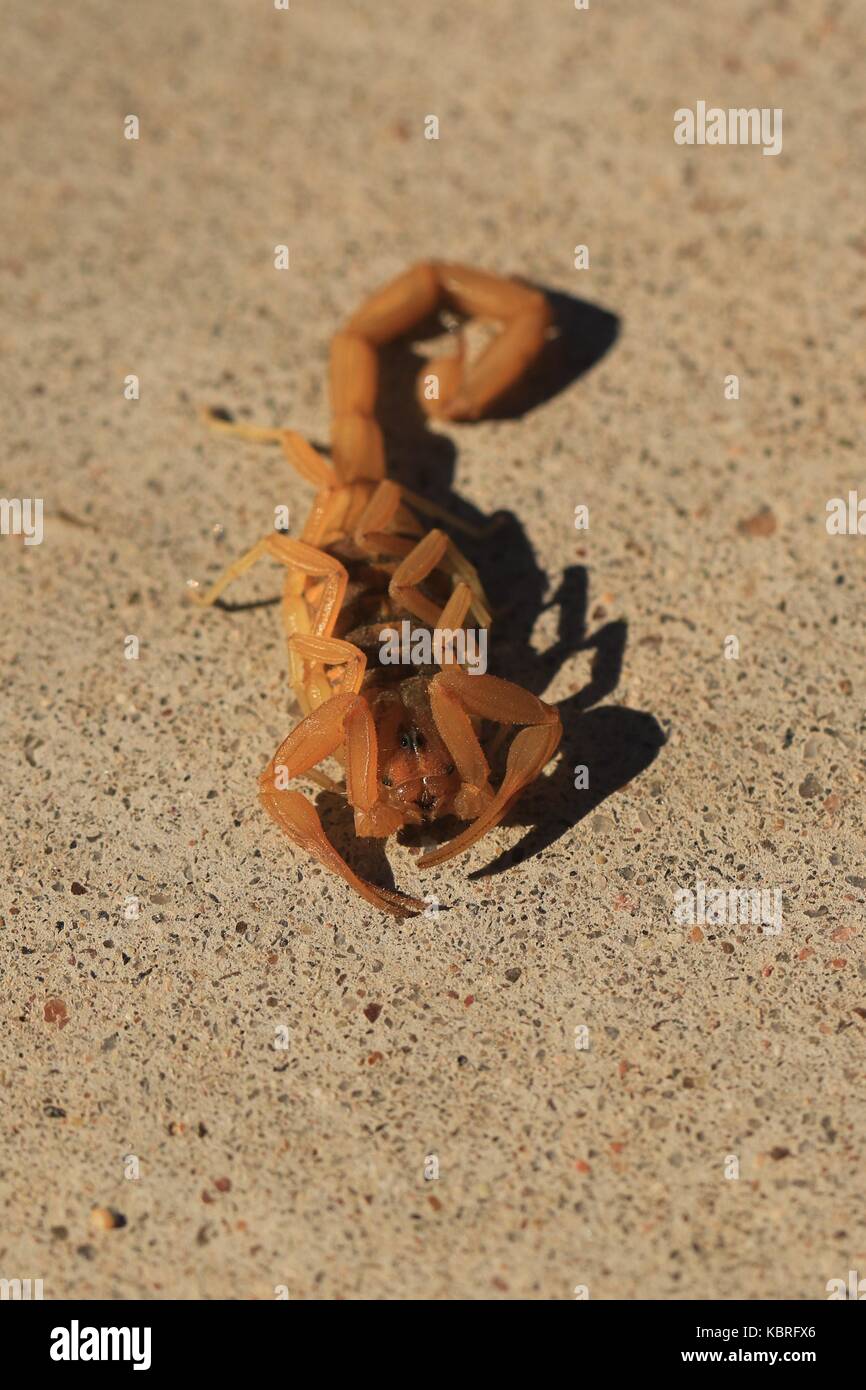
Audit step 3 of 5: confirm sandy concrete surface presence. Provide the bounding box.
[2,0,864,1300]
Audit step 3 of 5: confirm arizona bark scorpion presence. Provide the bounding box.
[190,262,562,916]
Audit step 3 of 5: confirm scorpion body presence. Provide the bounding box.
[191,262,562,915]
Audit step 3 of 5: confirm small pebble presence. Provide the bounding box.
[90,1206,123,1231]
[738,506,777,537]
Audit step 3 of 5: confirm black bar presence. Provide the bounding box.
[6,1298,860,1375]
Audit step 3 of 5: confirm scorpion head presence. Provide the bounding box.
[373,679,461,825]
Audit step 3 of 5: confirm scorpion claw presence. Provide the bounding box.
[260,787,423,919]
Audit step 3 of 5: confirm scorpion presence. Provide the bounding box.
[189,262,562,916]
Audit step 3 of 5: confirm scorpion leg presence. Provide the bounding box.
[353,480,494,561]
[435,580,473,639]
[260,693,421,917]
[396,486,503,541]
[200,412,341,496]
[200,414,354,551]
[189,534,346,630]
[288,631,367,711]
[352,479,424,560]
[418,667,561,867]
[188,534,349,712]
[388,528,491,628]
[202,415,355,545]
[300,485,354,550]
[280,431,338,489]
[200,406,284,443]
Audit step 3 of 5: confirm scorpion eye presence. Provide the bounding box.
[381,775,393,787]
[399,733,410,749]
[445,763,455,776]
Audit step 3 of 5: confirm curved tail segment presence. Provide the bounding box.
[328,261,552,483]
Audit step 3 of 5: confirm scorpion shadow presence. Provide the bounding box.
[316,283,666,892]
